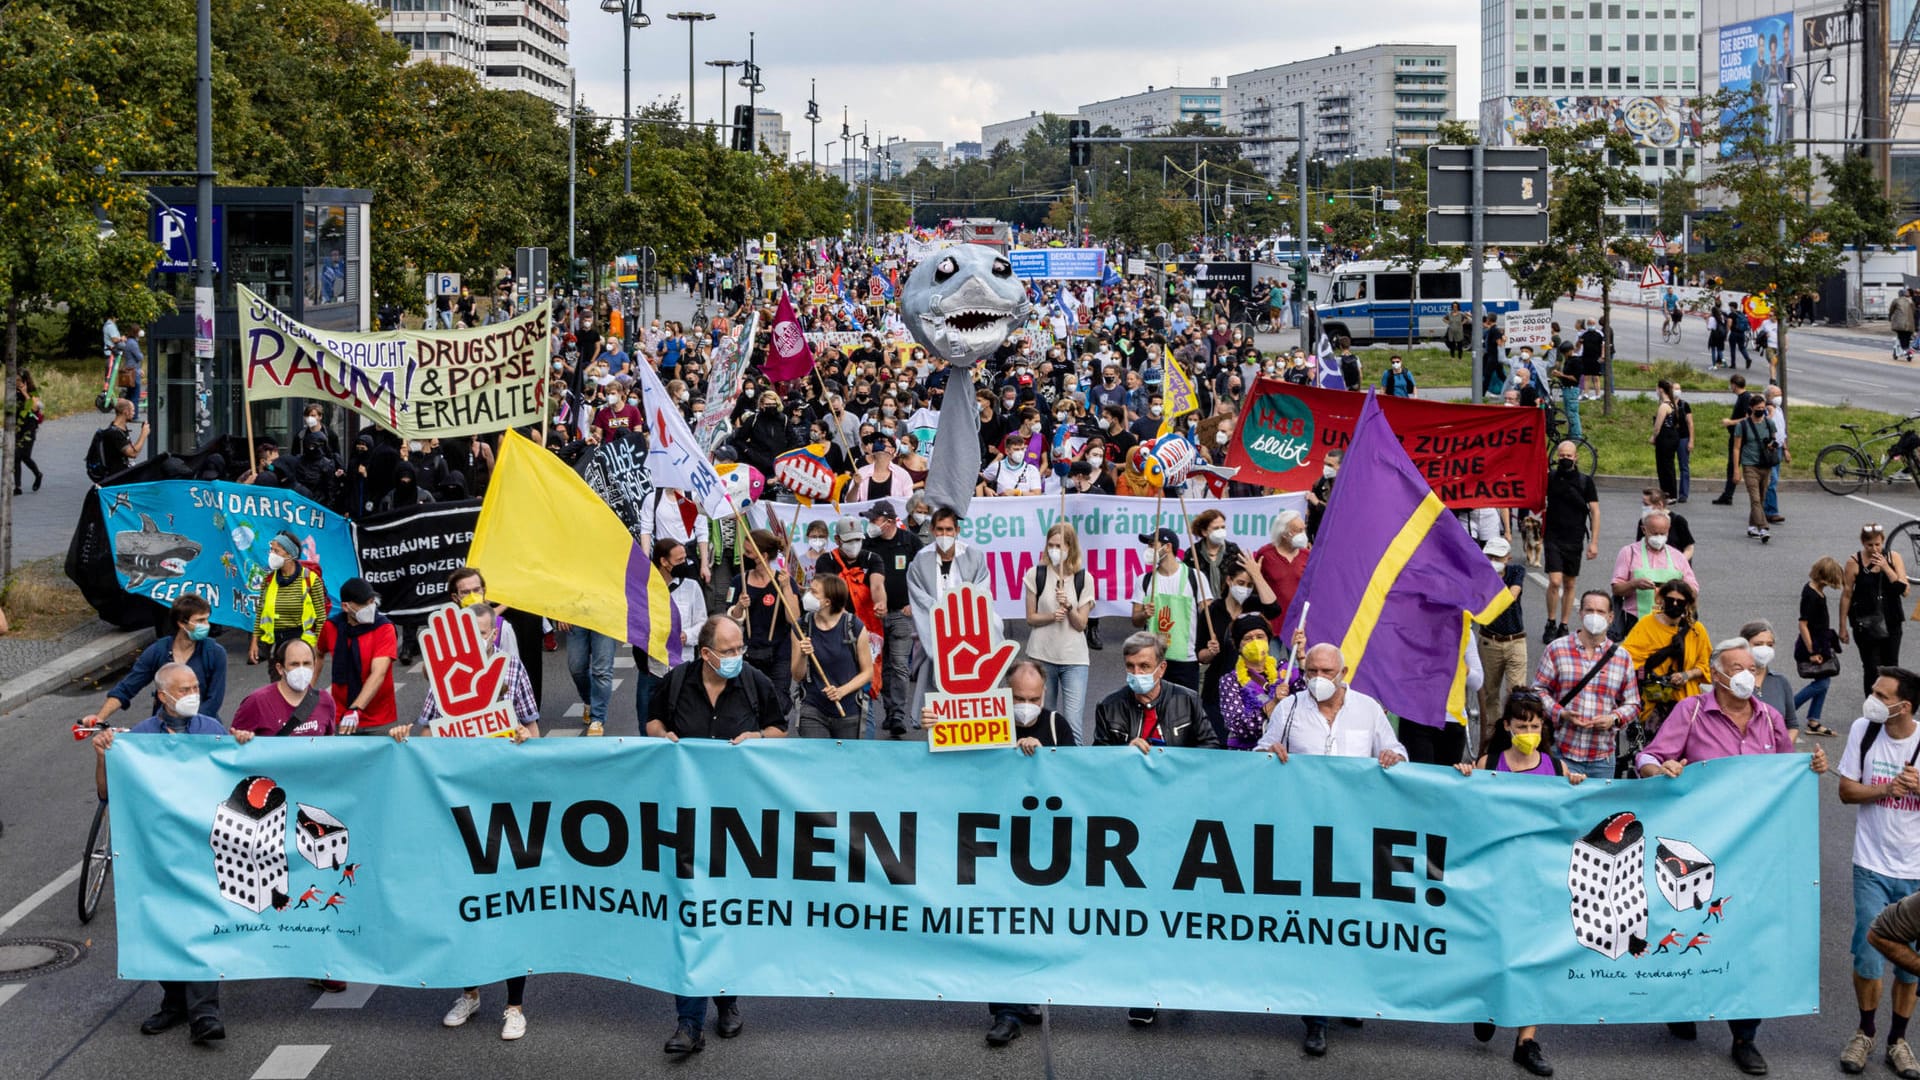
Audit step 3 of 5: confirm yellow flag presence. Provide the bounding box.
[1159,346,1200,437]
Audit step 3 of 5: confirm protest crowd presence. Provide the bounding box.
[74,225,1910,1080]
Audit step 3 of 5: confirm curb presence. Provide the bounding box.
[0,628,148,717]
[1591,473,1840,495]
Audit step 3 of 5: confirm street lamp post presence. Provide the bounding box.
[806,80,821,175]
[737,32,764,152]
[665,12,714,133]
[705,58,739,142]
[599,0,651,193]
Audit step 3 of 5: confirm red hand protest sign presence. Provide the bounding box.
[420,603,520,738]
[926,585,1018,752]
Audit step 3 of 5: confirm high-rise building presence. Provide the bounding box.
[371,0,487,78]
[1077,83,1226,137]
[1480,0,1703,183]
[949,141,983,162]
[981,111,1057,153]
[754,107,792,160]
[1230,44,1457,182]
[368,0,570,109]
[481,0,571,108]
[893,140,946,171]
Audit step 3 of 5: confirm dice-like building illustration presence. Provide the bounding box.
[1568,811,1649,960]
[1654,836,1716,912]
[211,776,289,913]
[295,803,349,871]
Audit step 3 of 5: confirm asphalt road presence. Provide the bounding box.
[6,477,1920,1079]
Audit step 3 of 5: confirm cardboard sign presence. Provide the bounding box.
[925,585,1019,752]
[926,691,1015,752]
[1503,309,1554,350]
[419,603,521,739]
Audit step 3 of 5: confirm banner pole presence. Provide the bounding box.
[812,365,858,464]
[734,504,843,716]
[1146,486,1166,611]
[1176,489,1216,655]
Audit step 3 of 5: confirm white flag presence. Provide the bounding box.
[634,361,733,518]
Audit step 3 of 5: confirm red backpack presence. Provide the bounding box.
[825,550,882,636]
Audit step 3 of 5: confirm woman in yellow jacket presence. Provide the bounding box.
[1621,578,1711,727]
[250,530,326,665]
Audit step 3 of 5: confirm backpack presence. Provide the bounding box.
[1032,561,1091,608]
[1856,721,1920,775]
[85,426,118,483]
[826,550,882,635]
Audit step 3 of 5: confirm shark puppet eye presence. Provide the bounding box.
[992,258,1013,278]
[934,257,958,282]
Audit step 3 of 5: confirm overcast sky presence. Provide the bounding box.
[569,1,1480,159]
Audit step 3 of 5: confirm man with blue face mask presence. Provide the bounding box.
[643,614,786,1056]
[91,662,229,1044]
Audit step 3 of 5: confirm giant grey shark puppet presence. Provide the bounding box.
[900,244,1033,521]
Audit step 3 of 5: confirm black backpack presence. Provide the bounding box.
[84,426,117,483]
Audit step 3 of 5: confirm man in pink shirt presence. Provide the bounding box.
[1636,636,1827,1076]
[1610,509,1699,620]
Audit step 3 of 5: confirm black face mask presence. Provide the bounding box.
[1662,598,1688,619]
[1556,459,1577,473]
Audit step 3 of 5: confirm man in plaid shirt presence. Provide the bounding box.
[1533,589,1639,778]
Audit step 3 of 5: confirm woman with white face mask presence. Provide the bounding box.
[249,530,326,666]
[1252,509,1311,638]
[1021,523,1095,744]
[1738,620,1804,743]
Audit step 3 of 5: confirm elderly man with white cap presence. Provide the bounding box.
[1476,534,1530,749]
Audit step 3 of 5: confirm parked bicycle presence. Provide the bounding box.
[1543,400,1599,477]
[1813,412,1920,496]
[72,722,120,923]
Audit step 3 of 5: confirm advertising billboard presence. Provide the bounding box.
[1717,14,1795,156]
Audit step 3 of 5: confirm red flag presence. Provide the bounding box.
[761,293,816,382]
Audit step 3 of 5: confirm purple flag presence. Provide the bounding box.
[762,294,816,382]
[1314,332,1345,390]
[1279,392,1515,727]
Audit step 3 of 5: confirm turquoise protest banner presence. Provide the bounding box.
[107,738,1815,1025]
[97,480,361,631]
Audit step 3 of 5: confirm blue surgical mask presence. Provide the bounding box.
[188,622,211,642]
[715,655,744,679]
[1126,672,1157,695]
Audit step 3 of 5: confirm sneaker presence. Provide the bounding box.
[1747,527,1763,538]
[585,720,604,737]
[1840,1031,1872,1074]
[500,1007,526,1041]
[1513,1037,1554,1076]
[1889,1038,1920,1080]
[1758,529,1771,543]
[443,993,482,1027]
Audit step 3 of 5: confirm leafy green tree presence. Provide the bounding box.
[0,5,165,576]
[1819,153,1897,318]
[1507,120,1652,412]
[1692,86,1843,407]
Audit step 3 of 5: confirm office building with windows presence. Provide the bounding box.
[1230,44,1457,183]
[372,0,487,76]
[1480,0,1704,182]
[481,0,571,107]
[981,111,1059,153]
[1076,83,1227,137]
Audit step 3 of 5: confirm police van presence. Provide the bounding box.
[1310,259,1523,345]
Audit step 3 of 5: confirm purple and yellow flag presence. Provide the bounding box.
[470,430,683,665]
[1278,392,1513,727]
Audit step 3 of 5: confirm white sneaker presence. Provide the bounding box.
[500,1007,526,1041]
[443,993,482,1027]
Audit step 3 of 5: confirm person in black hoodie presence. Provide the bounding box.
[380,462,430,512]
[732,390,791,478]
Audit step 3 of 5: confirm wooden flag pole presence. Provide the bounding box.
[1176,488,1218,655]
[732,503,844,716]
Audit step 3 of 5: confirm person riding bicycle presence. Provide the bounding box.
[1662,287,1682,335]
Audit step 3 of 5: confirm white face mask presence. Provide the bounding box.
[1007,451,1026,465]
[1306,676,1338,703]
[1722,669,1757,700]
[802,593,822,613]
[840,540,863,557]
[170,692,202,718]
[1214,429,1231,445]
[1645,534,1668,551]
[1750,644,1776,668]
[807,537,828,553]
[267,552,287,571]
[1582,612,1611,637]
[305,416,321,429]
[1011,702,1042,726]
[910,512,929,525]
[1490,558,1506,572]
[1150,405,1164,418]
[1047,546,1065,565]
[284,666,314,693]
[1229,584,1254,604]
[1865,695,1893,724]
[1208,527,1228,545]
[354,602,378,625]
[934,535,956,553]
[409,441,423,453]
[1322,464,1337,480]
[1087,453,1104,467]
[1287,531,1309,550]
[1640,504,1656,518]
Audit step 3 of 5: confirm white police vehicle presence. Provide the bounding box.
[1310,259,1522,345]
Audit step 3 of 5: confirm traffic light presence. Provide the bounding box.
[1371,185,1381,200]
[1067,119,1090,167]
[1326,193,1335,205]
[731,104,753,152]
[1290,266,1307,288]
[570,257,589,286]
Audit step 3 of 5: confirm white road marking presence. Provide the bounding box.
[252,1044,331,1080]
[0,862,80,937]
[0,984,24,1010]
[1841,377,1893,389]
[310,982,378,1009]
[1846,493,1920,518]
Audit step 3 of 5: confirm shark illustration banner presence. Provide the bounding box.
[107,738,1816,1025]
[97,481,362,631]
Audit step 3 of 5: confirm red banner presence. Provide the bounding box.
[1223,380,1548,510]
